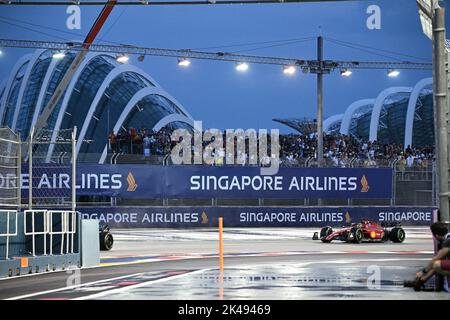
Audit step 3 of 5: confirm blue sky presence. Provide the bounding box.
[0,0,447,133]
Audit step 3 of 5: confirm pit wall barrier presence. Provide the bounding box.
[0,210,81,279]
[78,206,437,228]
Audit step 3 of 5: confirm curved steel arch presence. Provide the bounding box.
[11,49,48,131]
[404,78,433,149]
[44,53,118,162]
[369,87,413,142]
[323,114,343,133]
[75,65,193,155]
[339,99,375,135]
[29,55,61,136]
[48,63,152,161]
[50,52,116,134]
[76,86,193,157]
[153,113,194,131]
[51,58,170,141]
[0,79,6,103]
[0,54,33,125]
[98,112,194,163]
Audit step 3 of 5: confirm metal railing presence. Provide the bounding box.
[24,210,77,256]
[24,209,48,257]
[48,210,77,255]
[99,152,432,169]
[0,210,18,260]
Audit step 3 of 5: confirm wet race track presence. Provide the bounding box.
[1,227,449,300]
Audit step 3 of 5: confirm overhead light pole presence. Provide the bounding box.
[417,0,449,222]
[317,36,324,169]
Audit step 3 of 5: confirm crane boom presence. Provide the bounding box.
[33,0,117,136]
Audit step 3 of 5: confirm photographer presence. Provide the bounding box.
[412,222,450,291]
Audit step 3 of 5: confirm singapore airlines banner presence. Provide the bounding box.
[78,206,436,227]
[20,164,393,199]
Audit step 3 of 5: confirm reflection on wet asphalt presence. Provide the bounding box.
[94,261,450,300]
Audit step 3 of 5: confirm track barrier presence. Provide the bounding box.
[0,210,18,260]
[24,210,48,257]
[0,210,83,279]
[23,210,77,256]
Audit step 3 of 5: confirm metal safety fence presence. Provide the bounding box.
[0,128,21,209]
[0,126,78,263]
[27,127,76,210]
[23,210,77,257]
[0,210,18,260]
[1,210,78,260]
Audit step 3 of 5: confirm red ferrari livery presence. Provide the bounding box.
[313,220,406,243]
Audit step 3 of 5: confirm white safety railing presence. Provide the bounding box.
[23,210,77,256]
[24,210,49,257]
[65,211,77,254]
[0,210,18,260]
[47,210,77,255]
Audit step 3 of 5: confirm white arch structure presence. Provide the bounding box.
[49,53,115,135]
[77,85,193,157]
[11,50,47,131]
[323,114,343,133]
[1,51,199,164]
[98,112,193,163]
[153,113,194,131]
[74,64,163,154]
[44,53,117,161]
[29,55,62,136]
[404,78,433,149]
[0,79,7,99]
[47,62,163,162]
[369,86,413,142]
[0,80,7,111]
[74,64,193,156]
[0,54,32,125]
[339,99,376,135]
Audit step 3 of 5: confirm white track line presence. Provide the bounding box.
[5,272,146,300]
[73,269,210,300]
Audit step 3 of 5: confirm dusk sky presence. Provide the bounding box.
[0,0,448,133]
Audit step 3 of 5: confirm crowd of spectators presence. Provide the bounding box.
[279,132,434,169]
[107,127,434,169]
[108,127,173,157]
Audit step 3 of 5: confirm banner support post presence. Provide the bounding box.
[219,216,223,272]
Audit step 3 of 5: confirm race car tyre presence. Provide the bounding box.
[382,229,390,242]
[350,227,363,243]
[389,227,405,243]
[320,226,333,243]
[100,231,114,251]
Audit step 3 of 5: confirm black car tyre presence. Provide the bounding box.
[351,228,363,243]
[382,229,391,242]
[100,232,114,251]
[389,227,405,243]
[320,226,333,243]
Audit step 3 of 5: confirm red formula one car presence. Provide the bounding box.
[313,219,406,243]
